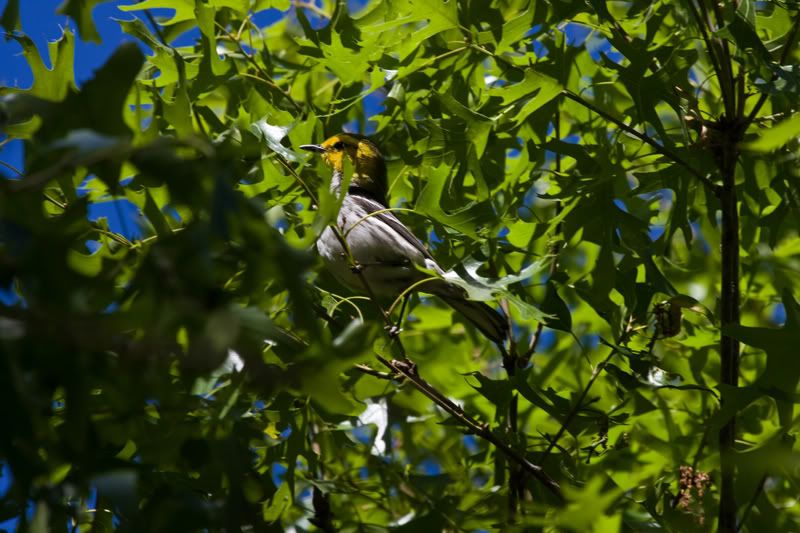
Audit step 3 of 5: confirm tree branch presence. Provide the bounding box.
[561,90,719,194]
[373,356,564,502]
[718,143,741,533]
[504,95,566,520]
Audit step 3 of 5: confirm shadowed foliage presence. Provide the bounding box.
[0,0,799,530]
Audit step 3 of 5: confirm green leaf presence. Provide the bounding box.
[318,31,371,86]
[142,187,172,237]
[467,372,512,411]
[414,163,495,239]
[262,481,290,522]
[491,69,561,106]
[11,29,76,101]
[541,281,572,332]
[403,0,460,42]
[445,257,549,300]
[250,118,300,162]
[118,0,196,25]
[0,0,20,35]
[715,10,773,65]
[255,0,290,9]
[741,114,800,152]
[495,8,535,54]
[723,290,800,425]
[196,0,229,78]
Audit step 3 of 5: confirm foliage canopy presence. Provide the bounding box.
[1,0,799,530]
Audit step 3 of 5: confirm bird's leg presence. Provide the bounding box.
[387,294,410,338]
[349,261,363,274]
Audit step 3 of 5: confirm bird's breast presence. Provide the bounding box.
[316,196,431,297]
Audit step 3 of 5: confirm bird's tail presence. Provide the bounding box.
[439,294,509,347]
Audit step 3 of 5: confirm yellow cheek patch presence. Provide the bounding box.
[323,151,344,172]
[357,142,377,159]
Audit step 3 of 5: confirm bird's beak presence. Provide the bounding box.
[300,144,326,154]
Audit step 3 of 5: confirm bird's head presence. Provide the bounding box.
[301,134,387,202]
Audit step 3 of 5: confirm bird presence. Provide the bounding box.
[301,133,509,347]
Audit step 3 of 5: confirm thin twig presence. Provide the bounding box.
[0,159,23,177]
[128,228,184,250]
[353,363,393,380]
[329,227,407,358]
[316,183,407,357]
[672,420,711,508]
[143,10,168,45]
[312,300,347,330]
[307,408,336,533]
[505,94,566,519]
[522,100,564,363]
[709,28,747,524]
[193,106,209,138]
[604,9,698,112]
[11,144,133,193]
[691,421,711,472]
[737,474,767,531]
[539,325,635,463]
[275,154,319,207]
[214,21,303,114]
[235,13,253,41]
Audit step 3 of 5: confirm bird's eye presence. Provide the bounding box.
[332,141,345,151]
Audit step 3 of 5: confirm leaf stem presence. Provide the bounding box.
[275,154,319,207]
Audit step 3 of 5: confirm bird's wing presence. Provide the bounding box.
[349,193,435,262]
